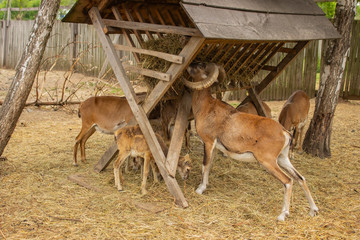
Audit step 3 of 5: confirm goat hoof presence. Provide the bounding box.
[277,211,289,221]
[73,163,78,167]
[309,207,319,217]
[195,184,206,194]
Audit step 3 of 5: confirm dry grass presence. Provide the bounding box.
[1,72,360,239]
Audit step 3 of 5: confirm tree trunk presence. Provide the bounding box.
[0,0,60,156]
[303,0,356,158]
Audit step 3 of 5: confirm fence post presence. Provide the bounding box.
[71,23,78,67]
[1,0,11,67]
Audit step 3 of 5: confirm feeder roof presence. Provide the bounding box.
[62,0,340,41]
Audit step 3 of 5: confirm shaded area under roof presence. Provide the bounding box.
[62,0,340,41]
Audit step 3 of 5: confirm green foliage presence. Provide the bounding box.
[317,1,360,20]
[0,0,75,20]
[317,1,337,19]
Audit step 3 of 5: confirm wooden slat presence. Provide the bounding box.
[241,41,309,105]
[225,43,252,71]
[262,65,278,72]
[123,63,171,82]
[122,3,145,47]
[255,41,309,93]
[89,7,188,208]
[114,44,184,64]
[229,43,259,76]
[102,19,202,37]
[165,91,192,177]
[111,7,141,63]
[222,44,243,69]
[235,43,270,78]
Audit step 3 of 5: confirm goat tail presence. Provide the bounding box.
[290,128,296,148]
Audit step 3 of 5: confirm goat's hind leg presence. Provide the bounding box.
[277,153,319,217]
[260,158,293,221]
[196,140,216,194]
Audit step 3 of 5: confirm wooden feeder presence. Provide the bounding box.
[63,0,339,207]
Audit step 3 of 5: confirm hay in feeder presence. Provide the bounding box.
[140,35,257,98]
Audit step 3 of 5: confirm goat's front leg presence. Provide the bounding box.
[113,152,129,191]
[141,153,151,195]
[196,139,216,194]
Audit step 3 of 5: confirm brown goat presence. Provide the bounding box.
[236,101,272,118]
[160,99,192,150]
[183,62,318,221]
[114,125,192,195]
[279,90,310,155]
[73,96,134,165]
[73,95,177,166]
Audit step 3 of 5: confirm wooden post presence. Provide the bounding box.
[247,88,268,117]
[71,23,78,68]
[89,7,188,207]
[165,90,192,177]
[1,0,11,67]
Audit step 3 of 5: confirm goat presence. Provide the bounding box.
[236,101,272,118]
[114,125,192,195]
[160,99,192,150]
[279,90,310,156]
[73,96,134,166]
[183,62,318,221]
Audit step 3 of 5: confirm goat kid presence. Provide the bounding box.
[114,125,192,195]
[279,90,310,157]
[183,62,318,221]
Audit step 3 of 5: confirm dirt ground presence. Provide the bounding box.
[1,69,360,239]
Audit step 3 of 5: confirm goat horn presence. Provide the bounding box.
[182,63,219,90]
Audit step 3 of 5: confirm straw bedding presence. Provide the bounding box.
[1,72,360,239]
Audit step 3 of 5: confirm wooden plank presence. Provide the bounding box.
[89,7,188,208]
[68,174,103,192]
[114,44,184,64]
[123,63,171,82]
[142,37,205,115]
[102,19,202,37]
[182,4,340,41]
[165,91,192,177]
[247,88,268,117]
[182,0,325,15]
[94,142,118,173]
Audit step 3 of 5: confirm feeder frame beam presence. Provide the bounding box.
[165,90,192,177]
[89,7,188,207]
[102,19,202,37]
[114,44,184,64]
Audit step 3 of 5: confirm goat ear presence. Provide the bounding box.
[217,65,226,82]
